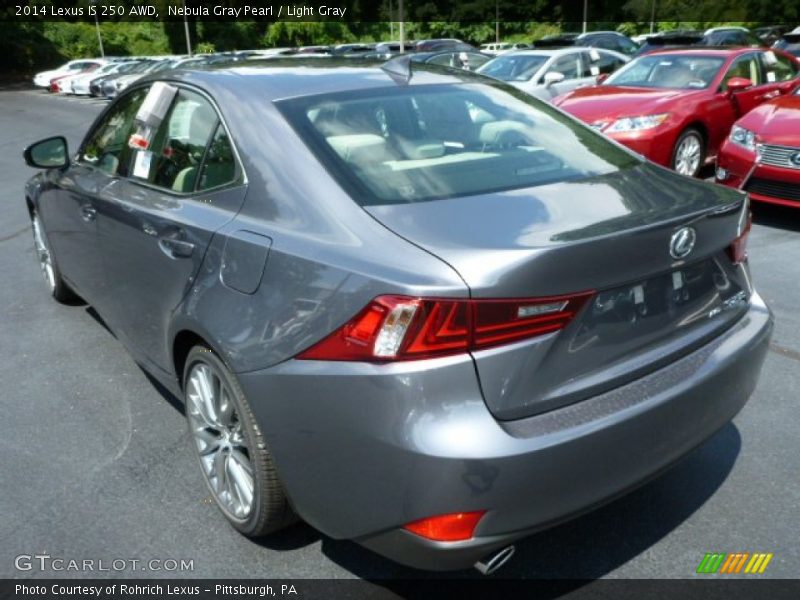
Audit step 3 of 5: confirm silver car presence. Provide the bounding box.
[22,60,771,573]
[477,47,629,100]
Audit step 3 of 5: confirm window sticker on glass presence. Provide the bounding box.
[764,51,778,65]
[132,150,153,179]
[590,65,600,76]
[767,71,777,82]
[589,49,601,62]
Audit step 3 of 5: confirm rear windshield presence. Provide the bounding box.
[605,54,725,89]
[278,83,639,205]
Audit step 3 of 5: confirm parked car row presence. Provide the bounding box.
[473,39,800,206]
[548,46,800,208]
[33,53,255,99]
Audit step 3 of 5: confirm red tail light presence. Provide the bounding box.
[727,210,752,265]
[403,511,486,541]
[297,291,593,362]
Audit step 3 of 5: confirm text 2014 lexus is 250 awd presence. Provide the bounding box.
[23,59,772,573]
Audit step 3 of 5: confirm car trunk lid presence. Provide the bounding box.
[364,163,752,419]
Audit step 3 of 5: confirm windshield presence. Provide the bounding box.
[605,54,725,89]
[477,54,549,82]
[92,63,117,75]
[279,82,639,206]
[774,38,800,57]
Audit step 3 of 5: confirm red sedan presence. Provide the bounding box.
[716,87,800,206]
[553,48,799,177]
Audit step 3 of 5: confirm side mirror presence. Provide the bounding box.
[596,72,610,84]
[24,136,69,169]
[543,71,566,87]
[727,77,754,93]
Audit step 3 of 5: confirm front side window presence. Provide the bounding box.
[605,54,725,89]
[279,83,639,206]
[721,54,762,89]
[547,53,583,81]
[80,87,149,176]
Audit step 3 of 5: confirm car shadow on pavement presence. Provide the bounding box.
[752,203,800,232]
[297,422,742,583]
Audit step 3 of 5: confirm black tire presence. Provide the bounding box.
[183,345,296,537]
[670,127,706,178]
[30,211,78,304]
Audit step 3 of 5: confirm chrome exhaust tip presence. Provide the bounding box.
[474,545,515,575]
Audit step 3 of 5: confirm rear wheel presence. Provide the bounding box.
[671,128,706,177]
[183,346,295,537]
[30,212,77,303]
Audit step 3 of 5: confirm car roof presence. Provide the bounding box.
[145,59,479,102]
[502,47,587,57]
[645,47,756,57]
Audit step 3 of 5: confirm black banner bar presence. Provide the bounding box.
[2,0,800,23]
[4,579,800,600]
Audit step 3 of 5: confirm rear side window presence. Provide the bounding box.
[582,51,626,76]
[131,89,238,193]
[761,51,797,82]
[197,125,237,191]
[279,83,639,206]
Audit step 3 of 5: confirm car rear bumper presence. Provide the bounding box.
[238,291,772,571]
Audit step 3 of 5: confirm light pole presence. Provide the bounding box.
[495,0,500,44]
[183,0,193,56]
[90,0,104,58]
[398,0,404,53]
[582,0,588,34]
[389,0,394,39]
[650,0,657,34]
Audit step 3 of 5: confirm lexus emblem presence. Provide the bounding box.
[790,151,800,167]
[670,227,696,260]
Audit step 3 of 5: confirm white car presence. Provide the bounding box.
[480,42,531,56]
[33,59,103,89]
[70,62,131,95]
[476,47,630,101]
[56,62,109,95]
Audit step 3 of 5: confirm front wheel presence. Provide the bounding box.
[183,346,296,537]
[671,128,706,178]
[30,212,77,303]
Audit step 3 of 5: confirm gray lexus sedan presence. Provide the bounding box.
[22,59,772,573]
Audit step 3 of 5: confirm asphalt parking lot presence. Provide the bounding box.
[1,87,799,582]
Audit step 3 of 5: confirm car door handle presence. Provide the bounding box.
[80,205,97,223]
[158,235,195,258]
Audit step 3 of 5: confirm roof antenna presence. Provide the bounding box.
[381,54,413,85]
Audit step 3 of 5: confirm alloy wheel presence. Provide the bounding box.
[186,362,255,520]
[31,214,56,293]
[674,135,702,176]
